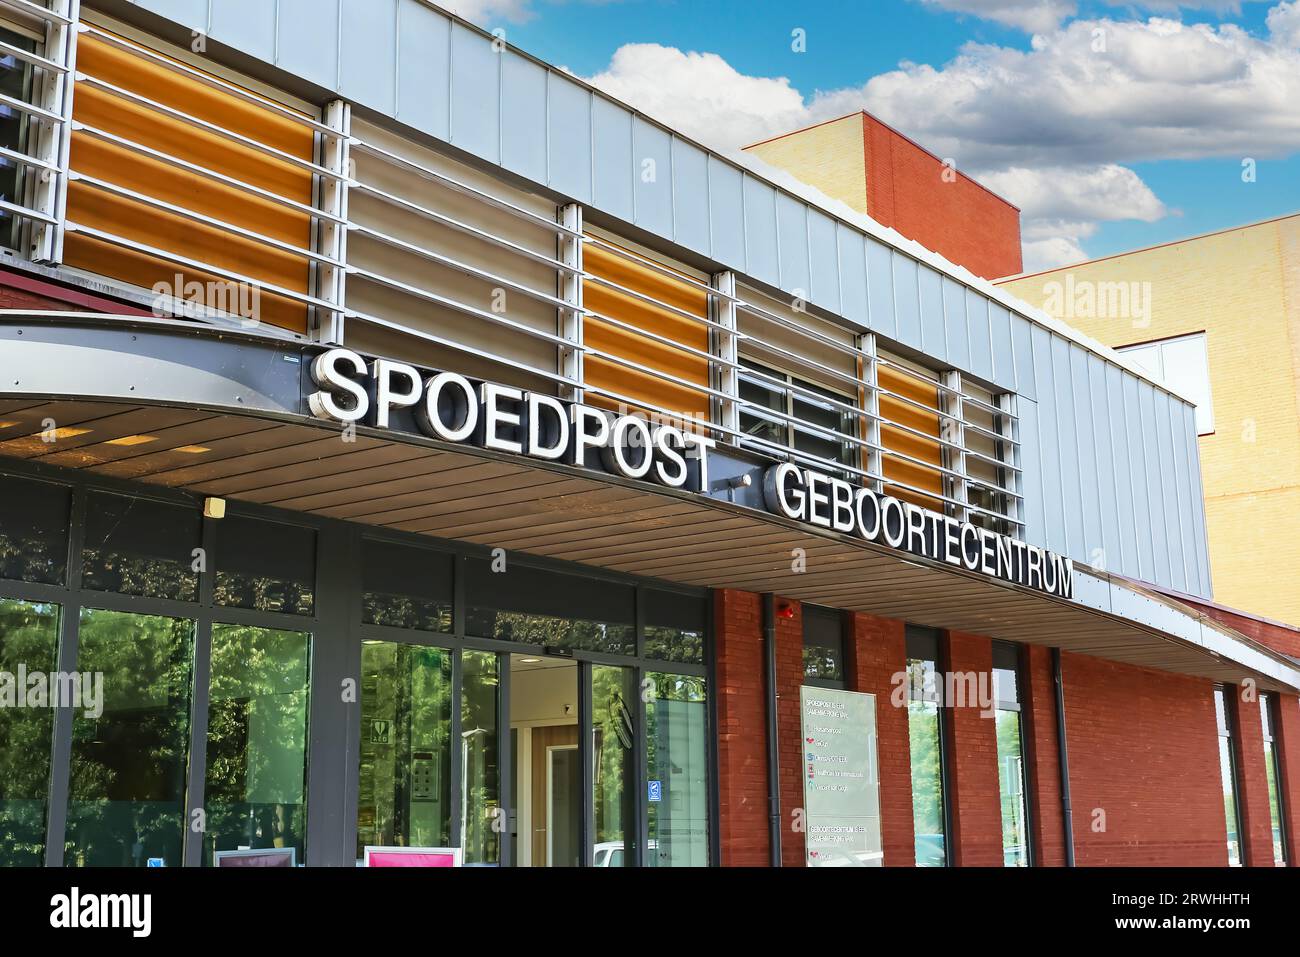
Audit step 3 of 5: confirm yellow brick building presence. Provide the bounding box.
[1000,213,1300,626]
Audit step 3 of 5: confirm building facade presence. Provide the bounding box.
[0,0,1295,868]
[1001,214,1300,630]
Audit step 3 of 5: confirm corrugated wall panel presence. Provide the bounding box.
[1031,326,1065,553]
[1182,402,1213,595]
[892,253,921,349]
[671,138,711,255]
[1137,381,1172,587]
[1017,397,1047,549]
[807,209,841,314]
[396,0,450,137]
[592,97,633,222]
[775,191,809,296]
[1011,314,1035,401]
[1168,396,1199,595]
[865,239,895,339]
[836,225,868,327]
[210,0,276,63]
[1050,335,1083,557]
[1104,362,1137,580]
[136,0,208,30]
[942,277,969,371]
[1154,390,1188,594]
[1070,345,1103,562]
[547,80,592,204]
[340,0,397,115]
[449,22,500,163]
[1087,353,1120,573]
[965,289,993,382]
[742,175,779,287]
[989,304,1015,393]
[632,118,673,239]
[1124,372,1156,582]
[500,51,548,181]
[918,266,945,360]
[276,0,339,91]
[707,158,745,272]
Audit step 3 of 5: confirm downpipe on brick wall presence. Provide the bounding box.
[763,593,783,867]
[1053,647,1076,867]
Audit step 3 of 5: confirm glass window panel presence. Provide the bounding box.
[995,709,1028,867]
[1260,694,1286,866]
[82,492,201,602]
[356,642,452,860]
[643,589,706,664]
[203,624,310,867]
[592,665,635,866]
[461,650,499,865]
[802,605,844,682]
[645,673,708,866]
[1214,686,1242,867]
[0,474,70,585]
[214,516,315,616]
[361,539,453,634]
[66,609,194,867]
[0,26,35,249]
[465,559,635,656]
[906,652,946,866]
[0,599,60,866]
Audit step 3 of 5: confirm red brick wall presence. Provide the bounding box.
[942,631,1005,866]
[1021,644,1066,866]
[774,600,806,867]
[1276,694,1300,867]
[846,612,914,866]
[862,114,1023,281]
[1231,685,1279,866]
[0,265,150,314]
[1177,595,1300,659]
[1062,653,1227,866]
[713,589,769,867]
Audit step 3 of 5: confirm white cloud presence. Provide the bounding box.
[440,0,537,25]
[583,7,1300,270]
[917,0,1077,33]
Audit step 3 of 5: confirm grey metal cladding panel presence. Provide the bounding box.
[1182,402,1212,596]
[775,192,809,296]
[547,79,592,204]
[1137,381,1172,588]
[592,97,633,222]
[1050,334,1083,557]
[632,118,673,238]
[1123,373,1155,582]
[1168,397,1203,596]
[1104,362,1138,581]
[136,0,208,30]
[672,138,711,256]
[892,253,921,349]
[989,304,1016,393]
[1070,345,1103,561]
[836,225,868,327]
[276,0,339,91]
[449,23,500,164]
[918,266,946,361]
[1087,352,1120,573]
[965,289,993,382]
[865,239,895,339]
[1030,326,1065,553]
[396,0,450,137]
[942,277,969,371]
[807,210,841,314]
[707,158,745,273]
[1011,314,1035,401]
[209,0,276,63]
[1017,397,1048,549]
[340,0,397,116]
[500,52,547,181]
[742,175,780,286]
[1154,391,1189,593]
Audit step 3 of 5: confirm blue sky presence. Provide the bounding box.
[451,0,1300,270]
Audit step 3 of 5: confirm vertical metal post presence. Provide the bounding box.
[315,99,351,344]
[1052,648,1075,867]
[999,391,1023,537]
[29,0,79,264]
[578,659,594,866]
[497,650,512,868]
[712,271,739,444]
[558,203,584,402]
[862,334,884,493]
[762,593,782,867]
[943,370,968,522]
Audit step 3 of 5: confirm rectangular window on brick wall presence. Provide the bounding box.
[905,626,949,867]
[1214,685,1244,867]
[992,641,1030,867]
[801,604,845,685]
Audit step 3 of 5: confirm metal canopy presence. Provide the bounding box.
[1,312,1295,692]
